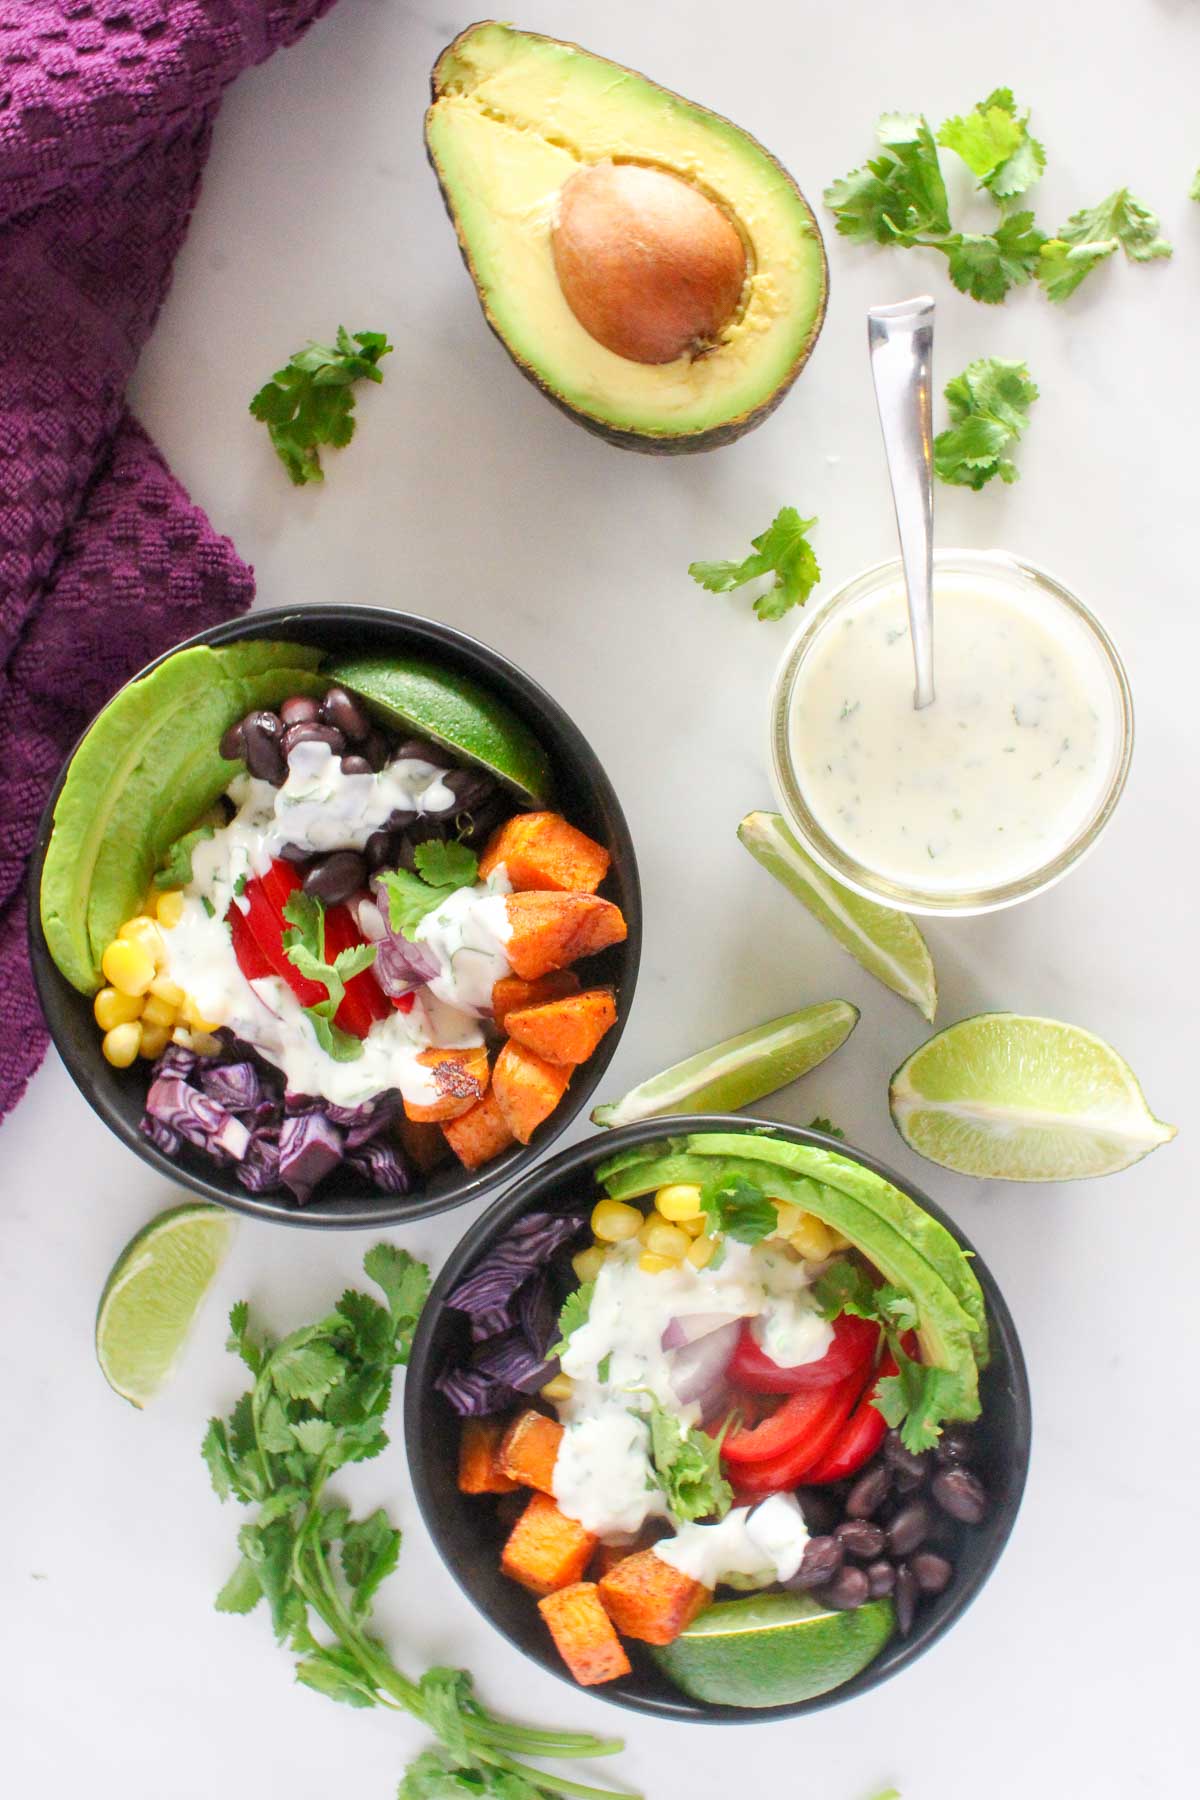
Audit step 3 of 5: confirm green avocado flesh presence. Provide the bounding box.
[426,22,828,448]
[652,1591,895,1707]
[40,641,324,994]
[327,654,553,806]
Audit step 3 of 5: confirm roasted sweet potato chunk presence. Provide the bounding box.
[504,892,626,980]
[403,1045,489,1123]
[597,1549,712,1646]
[492,970,581,1032]
[501,1492,597,1597]
[441,1085,517,1169]
[492,1040,572,1144]
[498,1409,563,1494]
[538,1582,632,1687]
[480,812,611,894]
[506,988,617,1066]
[395,1115,454,1172]
[458,1418,521,1495]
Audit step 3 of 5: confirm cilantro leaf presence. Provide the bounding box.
[295,1644,378,1708]
[415,840,478,888]
[341,1508,402,1620]
[933,357,1039,489]
[689,506,820,622]
[551,1281,594,1357]
[363,1243,430,1363]
[214,1557,263,1615]
[377,844,479,942]
[1038,188,1173,301]
[938,89,1045,200]
[824,113,951,244]
[943,211,1045,303]
[642,1397,733,1524]
[249,326,393,486]
[399,1749,545,1800]
[699,1171,777,1245]
[154,824,213,890]
[874,1346,970,1453]
[808,1116,846,1140]
[282,891,377,1062]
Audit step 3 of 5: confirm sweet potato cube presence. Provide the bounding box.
[591,1523,671,1579]
[498,1409,563,1494]
[441,1085,517,1169]
[492,970,581,1032]
[501,1492,597,1597]
[492,1040,572,1144]
[403,1045,489,1123]
[480,812,611,895]
[597,1549,712,1646]
[538,1583,632,1687]
[506,988,618,1067]
[458,1418,520,1495]
[395,1115,454,1173]
[504,893,627,981]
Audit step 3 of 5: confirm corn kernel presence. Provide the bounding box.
[171,1026,193,1047]
[641,1219,690,1262]
[772,1200,806,1237]
[138,1023,171,1059]
[148,975,185,1008]
[101,938,156,997]
[180,996,221,1032]
[591,1199,643,1243]
[188,1031,225,1056]
[827,1229,853,1251]
[790,1214,839,1262]
[638,1252,675,1275]
[141,994,177,1030]
[571,1245,607,1284]
[118,915,165,966]
[102,1021,142,1068]
[93,986,144,1030]
[677,1215,705,1238]
[654,1183,703,1221]
[156,889,185,929]
[540,1373,574,1401]
[686,1234,716,1271]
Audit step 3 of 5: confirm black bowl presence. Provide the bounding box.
[27,605,641,1228]
[405,1115,1031,1720]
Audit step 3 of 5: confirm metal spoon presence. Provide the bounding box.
[867,297,936,709]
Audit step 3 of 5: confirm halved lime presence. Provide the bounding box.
[590,1001,858,1128]
[96,1203,235,1406]
[739,811,937,1023]
[891,1013,1177,1181]
[651,1590,894,1707]
[327,655,553,805]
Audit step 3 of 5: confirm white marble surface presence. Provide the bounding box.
[7,3,1197,1795]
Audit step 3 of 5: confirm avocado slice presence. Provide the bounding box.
[40,642,324,993]
[426,22,828,452]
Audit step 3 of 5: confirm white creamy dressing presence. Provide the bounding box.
[552,1239,831,1576]
[789,578,1117,893]
[656,1493,810,1588]
[161,747,514,1107]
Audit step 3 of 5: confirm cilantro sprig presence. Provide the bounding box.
[812,1261,966,1454]
[205,1248,628,1800]
[250,327,393,485]
[642,1397,733,1524]
[689,506,820,622]
[282,891,377,1062]
[699,1170,777,1245]
[1038,189,1173,302]
[551,1281,594,1358]
[378,840,480,942]
[937,88,1045,201]
[934,357,1039,490]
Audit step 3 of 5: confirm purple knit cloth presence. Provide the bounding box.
[0,0,336,1123]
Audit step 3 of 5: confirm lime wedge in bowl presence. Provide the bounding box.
[591,1000,858,1128]
[739,810,937,1022]
[891,1013,1177,1181]
[96,1203,235,1406]
[328,655,553,804]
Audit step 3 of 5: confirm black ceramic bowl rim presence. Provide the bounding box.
[404,1115,1032,1722]
[26,604,642,1229]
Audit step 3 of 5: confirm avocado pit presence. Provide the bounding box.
[551,161,748,365]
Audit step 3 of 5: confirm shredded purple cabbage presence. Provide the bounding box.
[139,1114,181,1157]
[199,1060,263,1114]
[470,1305,515,1343]
[279,1111,344,1206]
[518,1269,556,1360]
[446,1211,587,1316]
[345,1138,411,1194]
[472,1328,557,1396]
[236,1134,282,1194]
[154,1043,198,1078]
[434,1364,519,1418]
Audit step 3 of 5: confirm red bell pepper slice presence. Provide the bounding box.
[801,1354,897,1484]
[230,858,389,1038]
[725,1365,872,1497]
[227,903,275,982]
[727,1311,881,1394]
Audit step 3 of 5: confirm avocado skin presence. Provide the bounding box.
[426,23,829,455]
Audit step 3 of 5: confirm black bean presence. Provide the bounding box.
[822,1565,869,1611]
[911,1552,953,1595]
[302,851,368,907]
[278,842,311,865]
[281,721,345,762]
[219,718,246,761]
[340,755,373,776]
[865,1559,896,1599]
[442,767,495,810]
[891,1463,927,1496]
[396,735,456,768]
[894,1562,918,1636]
[887,1500,931,1558]
[408,817,449,848]
[835,1519,886,1561]
[931,1467,986,1524]
[846,1463,890,1519]
[935,1428,975,1467]
[280,694,321,727]
[242,711,285,784]
[393,833,418,873]
[456,795,506,849]
[790,1535,843,1590]
[364,729,390,772]
[320,685,371,742]
[885,1430,931,1484]
[365,831,393,871]
[796,1490,840,1536]
[385,806,418,831]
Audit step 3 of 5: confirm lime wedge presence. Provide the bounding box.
[96,1203,235,1406]
[890,1013,1177,1181]
[327,655,554,805]
[590,1001,858,1128]
[739,811,937,1023]
[651,1590,894,1707]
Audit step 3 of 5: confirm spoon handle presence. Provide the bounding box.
[867,297,936,710]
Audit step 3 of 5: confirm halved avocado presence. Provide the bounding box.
[426,22,828,453]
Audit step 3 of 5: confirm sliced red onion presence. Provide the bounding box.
[661,1312,742,1352]
[667,1320,741,1407]
[350,895,388,943]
